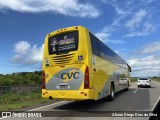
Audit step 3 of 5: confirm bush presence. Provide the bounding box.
[0,71,42,86]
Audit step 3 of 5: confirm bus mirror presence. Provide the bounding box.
[127,64,131,72]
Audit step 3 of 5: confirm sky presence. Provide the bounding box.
[0,0,160,77]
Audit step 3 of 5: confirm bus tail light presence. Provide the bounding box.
[42,70,46,89]
[84,66,89,89]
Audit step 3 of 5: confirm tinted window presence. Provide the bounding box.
[99,41,116,58]
[89,32,100,57]
[139,78,148,80]
[48,31,78,55]
[89,32,126,64]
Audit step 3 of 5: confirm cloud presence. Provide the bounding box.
[12,41,44,65]
[127,41,160,77]
[95,32,125,44]
[115,50,120,54]
[141,0,157,4]
[100,0,129,15]
[125,9,148,30]
[13,41,31,55]
[125,22,156,37]
[0,0,100,18]
[114,5,126,15]
[95,32,110,41]
[100,0,157,37]
[95,27,125,44]
[139,41,160,54]
[128,55,160,77]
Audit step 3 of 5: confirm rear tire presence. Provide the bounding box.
[108,84,115,101]
[125,82,129,91]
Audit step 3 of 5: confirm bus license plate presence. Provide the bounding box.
[56,85,70,89]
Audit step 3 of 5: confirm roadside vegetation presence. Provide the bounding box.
[0,71,42,86]
[152,76,160,83]
[0,90,50,111]
[0,71,51,111]
[131,77,138,83]
[131,76,160,83]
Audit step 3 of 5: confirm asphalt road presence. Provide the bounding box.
[1,81,160,120]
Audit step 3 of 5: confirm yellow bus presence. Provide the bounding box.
[42,26,131,101]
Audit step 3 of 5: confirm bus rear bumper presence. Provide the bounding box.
[42,89,94,100]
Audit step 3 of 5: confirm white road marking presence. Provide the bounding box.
[133,89,138,94]
[152,96,160,110]
[28,101,67,111]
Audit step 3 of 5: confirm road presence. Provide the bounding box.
[1,81,160,120]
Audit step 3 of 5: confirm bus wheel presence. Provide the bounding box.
[108,84,115,101]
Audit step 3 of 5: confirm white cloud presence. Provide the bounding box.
[95,27,125,44]
[14,41,31,55]
[143,22,155,33]
[125,9,148,30]
[125,32,148,37]
[0,0,100,18]
[115,50,120,54]
[100,0,158,37]
[125,22,156,37]
[141,0,157,4]
[100,0,129,15]
[12,55,23,63]
[128,55,160,77]
[95,32,110,41]
[95,32,125,44]
[139,41,160,54]
[114,5,126,15]
[12,41,44,65]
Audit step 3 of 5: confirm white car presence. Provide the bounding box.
[137,78,151,88]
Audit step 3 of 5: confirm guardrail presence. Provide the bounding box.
[0,84,41,94]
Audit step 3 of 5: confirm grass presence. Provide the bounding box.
[131,77,138,83]
[131,77,160,83]
[152,77,160,83]
[0,90,50,111]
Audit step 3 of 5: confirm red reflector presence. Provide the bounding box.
[42,70,46,89]
[84,66,89,89]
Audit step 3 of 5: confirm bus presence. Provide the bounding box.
[42,26,131,101]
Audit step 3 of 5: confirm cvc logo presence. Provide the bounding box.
[61,70,80,82]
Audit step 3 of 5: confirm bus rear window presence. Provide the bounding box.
[48,31,78,55]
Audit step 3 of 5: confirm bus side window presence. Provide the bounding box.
[89,32,100,57]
